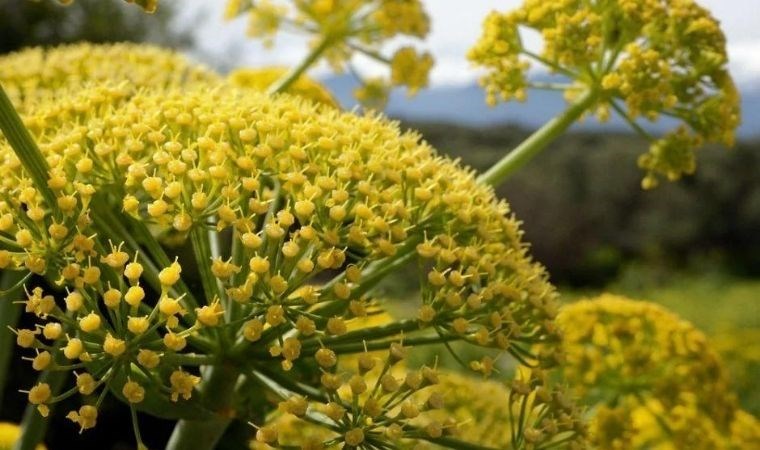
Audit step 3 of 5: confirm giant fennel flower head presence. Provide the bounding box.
[556,295,759,449]
[225,0,434,108]
[1,71,571,446]
[0,43,220,113]
[468,0,741,188]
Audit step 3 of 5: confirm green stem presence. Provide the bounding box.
[346,41,391,64]
[0,83,57,211]
[609,99,654,141]
[189,225,220,305]
[312,334,456,356]
[161,353,218,366]
[267,36,333,95]
[299,319,420,352]
[477,89,598,187]
[0,270,26,407]
[13,370,68,450]
[165,364,240,450]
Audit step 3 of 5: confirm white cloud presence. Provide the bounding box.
[728,42,760,90]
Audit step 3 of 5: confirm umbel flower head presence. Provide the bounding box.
[556,295,758,449]
[2,73,563,447]
[250,364,587,450]
[225,0,434,108]
[228,67,339,107]
[0,43,220,113]
[468,0,741,188]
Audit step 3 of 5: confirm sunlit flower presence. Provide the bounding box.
[3,77,561,445]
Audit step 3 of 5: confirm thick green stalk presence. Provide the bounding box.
[0,271,26,407]
[477,89,598,187]
[165,365,240,450]
[0,83,57,210]
[267,36,333,95]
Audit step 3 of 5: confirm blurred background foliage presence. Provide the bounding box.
[0,0,758,447]
[0,0,189,53]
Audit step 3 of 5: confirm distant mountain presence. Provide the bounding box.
[321,75,760,139]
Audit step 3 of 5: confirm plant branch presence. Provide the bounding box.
[609,99,655,141]
[267,36,333,95]
[477,89,598,186]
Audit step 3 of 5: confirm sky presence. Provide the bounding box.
[182,0,760,90]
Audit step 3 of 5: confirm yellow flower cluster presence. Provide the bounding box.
[557,295,759,449]
[252,356,586,450]
[0,43,220,113]
[468,0,741,188]
[390,47,434,97]
[226,0,434,107]
[2,44,560,443]
[415,370,586,450]
[253,345,452,449]
[228,67,338,108]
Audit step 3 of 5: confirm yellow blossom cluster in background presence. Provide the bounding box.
[225,0,434,108]
[0,42,575,447]
[557,295,760,449]
[468,0,741,188]
[0,43,220,113]
[228,67,338,107]
[0,423,45,450]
